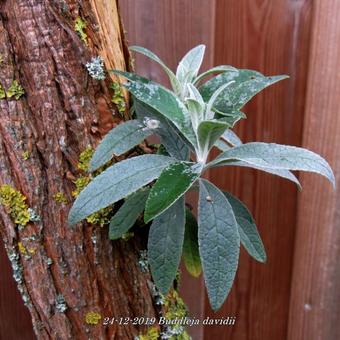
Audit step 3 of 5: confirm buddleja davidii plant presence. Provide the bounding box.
[68,45,335,311]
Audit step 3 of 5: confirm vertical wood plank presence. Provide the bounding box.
[288,1,340,339]
[204,1,314,339]
[119,2,216,339]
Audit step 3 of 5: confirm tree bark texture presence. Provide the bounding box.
[0,1,157,339]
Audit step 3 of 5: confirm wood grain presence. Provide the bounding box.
[288,1,340,339]
[204,1,314,340]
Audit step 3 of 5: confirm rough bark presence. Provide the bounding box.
[0,1,157,339]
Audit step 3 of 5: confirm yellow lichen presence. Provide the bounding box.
[72,176,91,197]
[53,192,68,204]
[0,82,6,99]
[78,146,94,172]
[22,151,30,160]
[85,311,102,325]
[28,248,36,255]
[138,326,159,340]
[6,80,25,100]
[86,207,111,226]
[110,82,126,115]
[163,289,190,339]
[18,242,27,255]
[74,17,88,45]
[0,185,30,226]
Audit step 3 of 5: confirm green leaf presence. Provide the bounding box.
[206,81,235,119]
[214,110,246,127]
[89,120,153,172]
[221,129,242,147]
[109,188,150,240]
[194,65,237,85]
[208,142,335,186]
[197,120,230,154]
[112,70,197,147]
[198,179,240,311]
[183,209,202,277]
[214,134,301,187]
[144,162,200,223]
[223,192,266,263]
[176,45,205,84]
[199,69,288,113]
[216,160,301,187]
[214,139,231,152]
[148,197,185,294]
[129,46,181,94]
[68,155,175,225]
[135,100,190,160]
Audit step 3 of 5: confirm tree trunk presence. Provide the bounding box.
[0,1,157,339]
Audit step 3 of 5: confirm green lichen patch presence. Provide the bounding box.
[162,289,191,339]
[22,151,30,160]
[0,82,6,99]
[85,311,102,325]
[0,185,30,226]
[78,146,94,172]
[72,175,91,197]
[137,326,160,340]
[86,207,111,226]
[110,82,126,115]
[74,17,88,45]
[6,80,25,100]
[53,192,68,204]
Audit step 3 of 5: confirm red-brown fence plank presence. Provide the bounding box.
[288,1,340,339]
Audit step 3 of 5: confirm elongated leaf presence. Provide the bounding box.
[112,70,197,147]
[215,160,301,188]
[89,120,153,172]
[194,65,237,85]
[109,188,149,240]
[68,155,175,225]
[206,81,235,119]
[198,179,240,311]
[176,45,205,83]
[215,110,246,127]
[221,129,242,147]
[223,192,266,262]
[197,120,230,153]
[200,69,288,113]
[208,142,335,186]
[183,209,201,277]
[144,162,200,223]
[129,46,181,94]
[135,100,190,160]
[214,139,231,152]
[148,197,185,294]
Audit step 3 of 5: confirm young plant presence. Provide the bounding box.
[68,45,335,311]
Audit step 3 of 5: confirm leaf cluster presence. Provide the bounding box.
[69,45,334,310]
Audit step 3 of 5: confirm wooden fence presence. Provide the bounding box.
[1,0,339,339]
